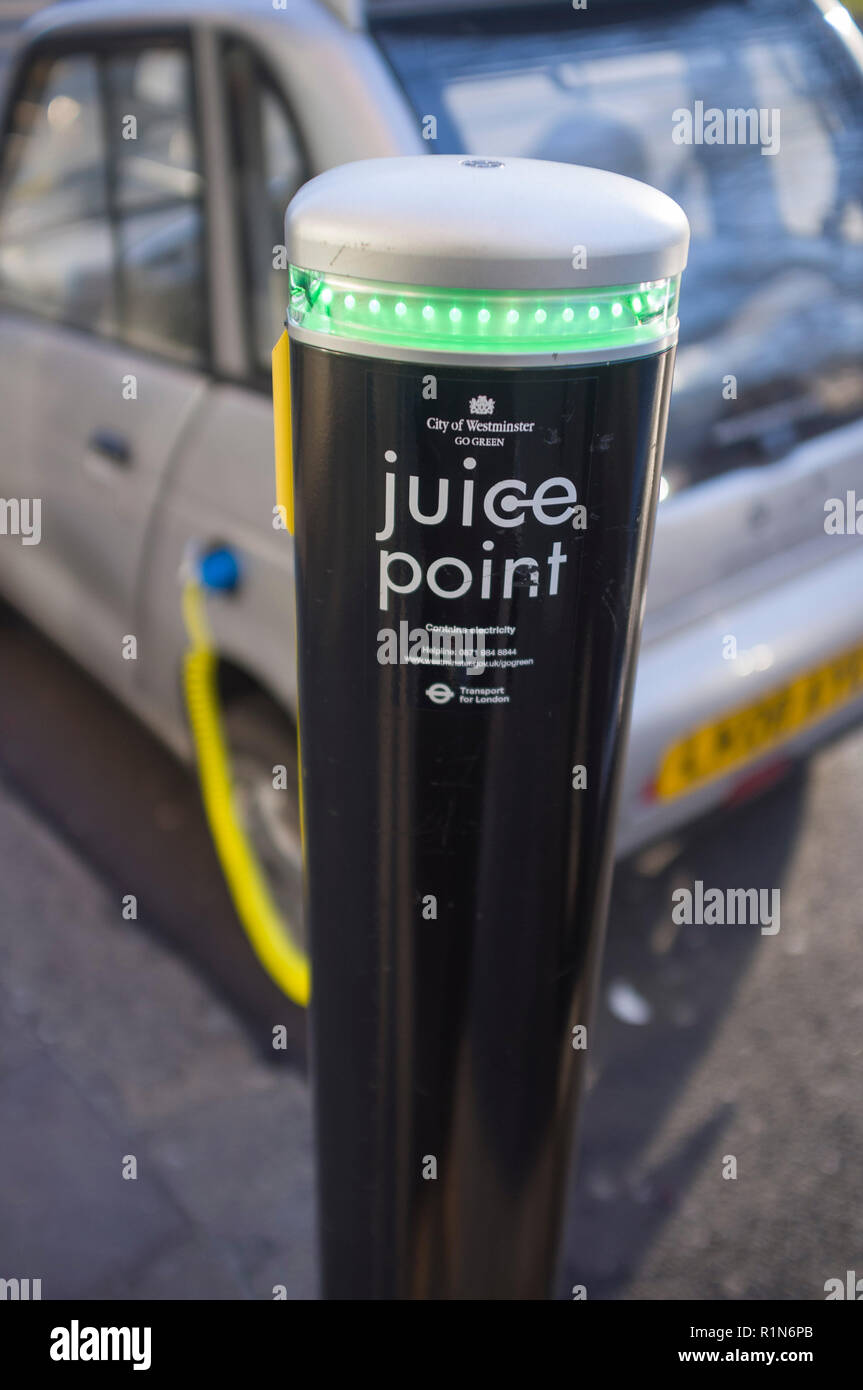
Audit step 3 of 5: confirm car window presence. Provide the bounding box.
[223,39,307,377]
[0,52,116,332]
[0,40,206,367]
[104,45,206,365]
[376,1,863,491]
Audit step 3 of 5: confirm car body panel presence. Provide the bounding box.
[135,381,297,757]
[0,309,208,697]
[646,413,863,633]
[620,543,863,854]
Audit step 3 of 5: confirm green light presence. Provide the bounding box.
[288,266,681,354]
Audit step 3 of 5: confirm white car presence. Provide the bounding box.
[0,0,862,961]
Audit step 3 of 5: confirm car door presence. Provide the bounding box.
[0,33,209,692]
[133,30,312,737]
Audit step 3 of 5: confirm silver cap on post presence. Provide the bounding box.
[285,155,690,365]
[286,155,689,290]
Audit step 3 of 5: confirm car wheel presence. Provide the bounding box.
[221,690,307,958]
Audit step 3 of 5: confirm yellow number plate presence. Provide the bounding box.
[654,639,863,801]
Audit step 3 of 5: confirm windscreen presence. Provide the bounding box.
[374,0,863,492]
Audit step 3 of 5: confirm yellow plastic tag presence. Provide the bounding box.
[272,329,293,535]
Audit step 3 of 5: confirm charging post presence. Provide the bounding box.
[273,155,689,1299]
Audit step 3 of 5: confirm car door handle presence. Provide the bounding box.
[88,429,132,468]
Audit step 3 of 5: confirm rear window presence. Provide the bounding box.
[375,0,863,492]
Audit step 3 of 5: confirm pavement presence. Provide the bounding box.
[1,608,862,1300]
[0,772,317,1300]
[566,728,863,1301]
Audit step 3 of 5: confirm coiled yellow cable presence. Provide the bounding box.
[182,579,310,1007]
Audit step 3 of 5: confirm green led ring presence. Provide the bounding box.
[288,266,680,355]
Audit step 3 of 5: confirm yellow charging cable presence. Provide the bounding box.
[182,577,310,1007]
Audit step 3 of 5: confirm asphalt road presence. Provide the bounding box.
[1,603,862,1300]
